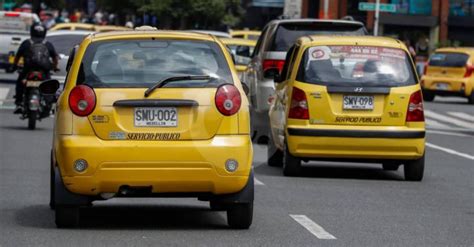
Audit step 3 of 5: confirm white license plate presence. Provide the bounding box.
[134,107,177,127]
[26,80,41,87]
[436,83,449,90]
[343,95,374,110]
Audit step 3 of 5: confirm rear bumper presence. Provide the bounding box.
[54,135,253,196]
[286,128,425,160]
[423,89,470,97]
[422,76,472,96]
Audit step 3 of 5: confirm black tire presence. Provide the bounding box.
[49,154,55,210]
[404,155,425,181]
[209,201,225,211]
[423,91,435,102]
[267,132,283,167]
[468,92,474,105]
[55,206,80,228]
[227,203,253,229]
[28,111,37,130]
[282,142,301,176]
[382,162,400,171]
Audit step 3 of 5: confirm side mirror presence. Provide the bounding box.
[241,82,250,96]
[39,79,60,95]
[263,68,279,79]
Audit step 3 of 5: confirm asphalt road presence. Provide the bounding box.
[0,73,473,246]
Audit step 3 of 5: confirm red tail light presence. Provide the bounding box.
[69,85,96,116]
[215,84,241,116]
[464,64,474,78]
[406,90,424,122]
[288,87,309,119]
[263,59,285,74]
[5,12,20,17]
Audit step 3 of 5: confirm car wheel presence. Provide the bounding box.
[227,202,253,229]
[249,108,257,142]
[209,201,225,211]
[468,92,474,105]
[282,142,301,176]
[49,161,55,210]
[423,91,435,102]
[382,161,400,171]
[55,206,80,228]
[267,132,283,167]
[404,154,425,181]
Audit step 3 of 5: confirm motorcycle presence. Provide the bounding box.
[18,69,58,130]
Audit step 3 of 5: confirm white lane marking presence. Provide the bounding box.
[254,177,265,186]
[289,214,336,240]
[425,110,473,129]
[425,119,450,128]
[447,112,474,122]
[0,87,10,106]
[426,142,474,160]
[427,130,472,138]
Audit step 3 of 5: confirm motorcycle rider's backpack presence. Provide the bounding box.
[25,39,52,71]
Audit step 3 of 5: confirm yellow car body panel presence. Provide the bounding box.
[50,23,131,32]
[421,47,474,97]
[269,36,425,161]
[230,30,261,40]
[53,31,252,197]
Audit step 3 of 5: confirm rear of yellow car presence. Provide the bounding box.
[48,32,253,229]
[268,37,425,181]
[421,48,474,104]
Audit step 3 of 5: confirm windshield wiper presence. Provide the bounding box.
[144,75,211,97]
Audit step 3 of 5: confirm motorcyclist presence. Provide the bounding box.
[12,23,59,114]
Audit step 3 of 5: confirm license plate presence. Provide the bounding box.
[26,80,41,87]
[134,107,177,127]
[436,83,449,90]
[343,95,374,110]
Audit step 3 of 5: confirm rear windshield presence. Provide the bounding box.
[79,39,232,88]
[270,22,366,52]
[47,34,86,55]
[428,52,469,67]
[296,45,417,87]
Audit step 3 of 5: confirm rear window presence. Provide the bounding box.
[428,52,469,67]
[296,45,417,87]
[270,22,366,52]
[47,34,86,55]
[79,39,233,88]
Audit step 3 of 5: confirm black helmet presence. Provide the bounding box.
[30,23,46,40]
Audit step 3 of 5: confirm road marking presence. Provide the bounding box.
[425,119,451,128]
[425,110,473,129]
[0,87,10,106]
[426,142,474,160]
[427,130,472,138]
[447,112,474,122]
[289,214,336,240]
[254,177,265,186]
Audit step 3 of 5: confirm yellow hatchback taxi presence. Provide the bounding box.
[40,30,254,228]
[421,47,474,104]
[267,36,425,181]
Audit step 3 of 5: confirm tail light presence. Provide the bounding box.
[263,59,285,74]
[464,64,474,78]
[5,12,20,17]
[215,84,241,116]
[69,85,96,116]
[406,90,424,122]
[288,87,309,119]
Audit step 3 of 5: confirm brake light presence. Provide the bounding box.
[215,84,241,116]
[464,64,474,78]
[69,85,96,116]
[263,59,285,74]
[5,12,20,17]
[406,90,424,122]
[288,87,309,119]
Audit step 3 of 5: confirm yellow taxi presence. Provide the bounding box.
[40,30,253,228]
[230,30,261,40]
[421,47,474,104]
[267,36,425,181]
[50,23,131,32]
[220,38,256,75]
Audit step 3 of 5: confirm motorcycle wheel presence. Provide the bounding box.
[28,111,37,130]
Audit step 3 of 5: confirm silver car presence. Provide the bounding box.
[46,30,92,83]
[244,19,367,143]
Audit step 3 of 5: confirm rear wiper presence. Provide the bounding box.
[144,75,211,97]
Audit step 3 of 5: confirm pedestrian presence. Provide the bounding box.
[404,39,416,61]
